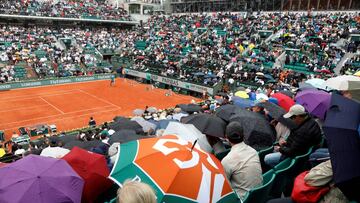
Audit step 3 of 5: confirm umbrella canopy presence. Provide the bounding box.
[354,71,360,77]
[215,104,242,122]
[58,134,78,145]
[232,96,255,108]
[323,94,360,201]
[271,93,295,111]
[256,101,286,120]
[109,135,238,203]
[324,75,360,91]
[157,119,179,129]
[163,122,213,153]
[63,140,104,151]
[234,91,249,99]
[298,82,317,91]
[108,130,150,145]
[256,93,269,101]
[279,90,294,98]
[0,155,84,203]
[40,146,70,158]
[147,107,158,113]
[109,118,144,134]
[304,78,326,89]
[133,109,145,116]
[176,104,203,114]
[63,147,113,203]
[295,89,331,120]
[230,109,276,150]
[181,113,227,138]
[131,117,157,133]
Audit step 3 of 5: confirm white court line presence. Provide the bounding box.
[77,89,122,109]
[0,106,121,131]
[0,105,115,127]
[0,90,79,102]
[39,97,65,114]
[0,104,50,113]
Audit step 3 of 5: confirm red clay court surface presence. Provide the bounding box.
[0,78,198,140]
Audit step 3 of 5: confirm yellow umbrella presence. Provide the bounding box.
[0,148,5,158]
[354,71,360,77]
[235,91,249,99]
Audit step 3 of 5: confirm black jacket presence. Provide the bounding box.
[280,116,322,157]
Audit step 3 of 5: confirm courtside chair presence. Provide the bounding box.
[258,145,274,172]
[283,146,314,196]
[270,158,296,199]
[243,169,276,203]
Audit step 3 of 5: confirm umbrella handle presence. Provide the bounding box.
[191,139,198,152]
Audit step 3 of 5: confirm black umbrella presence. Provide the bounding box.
[230,109,276,150]
[215,104,242,122]
[257,101,297,129]
[176,104,203,114]
[82,140,104,150]
[58,134,77,145]
[323,94,360,201]
[182,113,226,138]
[63,140,87,150]
[109,119,144,134]
[279,90,294,98]
[108,130,150,145]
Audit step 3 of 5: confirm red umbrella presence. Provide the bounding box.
[271,93,295,112]
[62,147,113,203]
[0,162,6,168]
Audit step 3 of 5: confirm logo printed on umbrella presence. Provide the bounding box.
[153,137,226,202]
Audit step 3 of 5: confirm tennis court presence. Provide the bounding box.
[0,78,198,140]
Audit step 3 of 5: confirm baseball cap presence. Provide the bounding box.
[283,104,307,118]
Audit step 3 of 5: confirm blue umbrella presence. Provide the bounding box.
[323,94,360,201]
[157,119,179,129]
[232,96,254,108]
[204,74,217,78]
[264,74,275,80]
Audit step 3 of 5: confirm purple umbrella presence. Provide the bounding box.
[295,89,331,120]
[0,155,84,203]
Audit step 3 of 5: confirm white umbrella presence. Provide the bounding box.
[324,75,360,91]
[163,122,213,153]
[40,147,70,158]
[256,93,269,101]
[131,117,157,133]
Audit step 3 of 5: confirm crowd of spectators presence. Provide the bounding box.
[0,0,131,21]
[1,12,359,86]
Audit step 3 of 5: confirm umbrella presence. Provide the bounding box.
[257,101,286,120]
[182,113,227,137]
[264,74,275,80]
[163,122,213,153]
[109,118,144,134]
[58,134,78,145]
[131,117,157,133]
[256,93,269,101]
[295,89,331,120]
[108,130,149,145]
[271,93,295,111]
[215,104,242,122]
[40,146,70,158]
[157,119,179,129]
[279,90,294,98]
[354,71,360,77]
[193,72,205,76]
[304,78,326,89]
[63,140,88,150]
[232,96,255,108]
[147,107,158,113]
[63,147,113,203]
[230,109,275,150]
[109,135,238,203]
[217,92,228,97]
[234,91,249,99]
[256,72,264,76]
[0,155,84,203]
[298,82,317,91]
[133,109,145,116]
[323,75,360,91]
[323,94,360,201]
[176,104,203,114]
